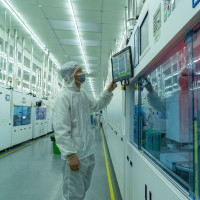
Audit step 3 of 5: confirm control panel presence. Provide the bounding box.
[163,0,176,23]
[153,4,161,40]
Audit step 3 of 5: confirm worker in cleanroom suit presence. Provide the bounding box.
[53,62,117,200]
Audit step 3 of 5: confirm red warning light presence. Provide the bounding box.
[167,5,170,10]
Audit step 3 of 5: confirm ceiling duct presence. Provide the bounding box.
[127,0,137,40]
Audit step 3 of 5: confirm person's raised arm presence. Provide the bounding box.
[86,81,117,112]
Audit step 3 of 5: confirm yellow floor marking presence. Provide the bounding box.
[101,128,115,200]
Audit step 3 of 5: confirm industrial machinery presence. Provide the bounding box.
[32,97,48,139]
[103,0,200,200]
[0,85,12,151]
[12,90,32,146]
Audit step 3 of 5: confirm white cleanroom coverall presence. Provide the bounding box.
[53,62,113,200]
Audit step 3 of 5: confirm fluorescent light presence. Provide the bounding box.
[68,0,89,74]
[1,0,61,69]
[68,0,96,98]
[118,30,126,51]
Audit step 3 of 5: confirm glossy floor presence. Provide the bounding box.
[0,128,122,200]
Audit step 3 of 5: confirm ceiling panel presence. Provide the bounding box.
[103,0,127,13]
[37,0,70,8]
[34,29,56,39]
[27,19,52,31]
[102,12,124,25]
[43,7,72,21]
[63,45,81,55]
[49,19,74,31]
[54,30,77,39]
[84,46,101,55]
[78,22,101,32]
[80,32,101,41]
[14,4,44,19]
[43,37,59,45]
[59,39,101,47]
[75,10,101,23]
[83,40,101,47]
[50,19,102,33]
[102,24,123,34]
[48,44,63,52]
[72,0,102,11]
[59,39,79,46]
[9,0,36,6]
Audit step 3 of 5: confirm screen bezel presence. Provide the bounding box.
[134,26,140,68]
[111,46,133,83]
[140,11,149,57]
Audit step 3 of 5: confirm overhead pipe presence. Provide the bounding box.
[20,37,25,91]
[16,36,19,88]
[5,15,11,87]
[127,0,137,39]
[45,51,50,97]
[35,67,38,95]
[38,68,41,95]
[13,29,18,89]
[125,7,128,44]
[29,37,33,93]
[2,9,7,85]
[41,52,45,97]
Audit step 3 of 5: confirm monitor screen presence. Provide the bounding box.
[140,12,149,56]
[111,46,133,82]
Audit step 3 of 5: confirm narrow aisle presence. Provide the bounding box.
[85,127,122,200]
[0,128,122,200]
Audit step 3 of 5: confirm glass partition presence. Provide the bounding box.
[36,107,47,120]
[13,106,22,126]
[136,29,200,196]
[21,106,31,125]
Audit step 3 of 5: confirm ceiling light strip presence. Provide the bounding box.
[1,0,60,69]
[68,0,89,74]
[118,30,126,51]
[68,0,96,98]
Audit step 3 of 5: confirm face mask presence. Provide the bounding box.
[76,73,86,84]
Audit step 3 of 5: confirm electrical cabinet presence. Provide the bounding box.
[125,143,189,200]
[125,143,135,200]
[104,122,125,199]
[0,86,12,151]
